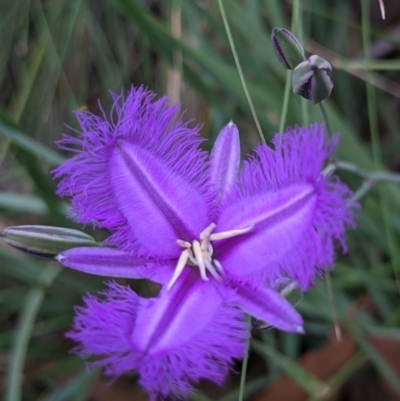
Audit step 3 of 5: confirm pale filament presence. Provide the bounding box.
[166,222,253,290]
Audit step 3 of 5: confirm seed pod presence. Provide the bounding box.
[271,28,306,70]
[292,55,334,104]
[0,225,98,258]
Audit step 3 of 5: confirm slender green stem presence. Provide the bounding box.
[291,0,301,35]
[326,271,342,342]
[323,159,400,202]
[6,265,61,401]
[301,99,309,126]
[352,180,374,202]
[279,71,292,134]
[278,0,303,134]
[292,0,309,126]
[238,316,251,401]
[318,102,333,137]
[317,94,339,340]
[324,159,400,183]
[361,1,380,168]
[217,0,265,143]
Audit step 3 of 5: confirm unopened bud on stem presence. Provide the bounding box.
[292,55,334,104]
[0,225,98,258]
[271,28,306,70]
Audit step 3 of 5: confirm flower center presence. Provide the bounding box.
[167,222,253,290]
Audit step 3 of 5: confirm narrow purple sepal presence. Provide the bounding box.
[68,279,248,399]
[57,246,174,284]
[53,86,213,256]
[210,121,240,205]
[228,278,303,333]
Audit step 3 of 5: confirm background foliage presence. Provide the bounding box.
[1,0,400,400]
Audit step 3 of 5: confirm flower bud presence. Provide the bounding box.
[292,55,334,104]
[0,225,98,258]
[271,28,305,70]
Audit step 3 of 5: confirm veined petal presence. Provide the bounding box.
[57,246,173,284]
[210,122,240,205]
[228,278,303,333]
[68,279,248,399]
[216,124,356,288]
[217,183,316,275]
[54,87,213,255]
[132,269,223,353]
[110,141,209,258]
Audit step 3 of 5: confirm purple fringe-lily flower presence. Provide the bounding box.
[69,272,248,400]
[54,86,355,399]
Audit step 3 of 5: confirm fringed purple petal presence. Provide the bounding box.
[56,246,174,284]
[216,183,316,274]
[132,269,224,353]
[216,124,356,289]
[110,141,209,258]
[68,277,248,400]
[210,122,240,205]
[228,278,303,333]
[136,300,246,400]
[54,86,213,254]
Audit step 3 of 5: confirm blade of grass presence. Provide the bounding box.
[251,339,331,397]
[217,0,265,143]
[5,264,62,401]
[307,352,367,401]
[345,320,400,396]
[0,120,64,166]
[0,191,49,214]
[361,0,400,293]
[41,369,99,401]
[278,0,303,133]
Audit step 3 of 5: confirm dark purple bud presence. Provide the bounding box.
[292,55,334,104]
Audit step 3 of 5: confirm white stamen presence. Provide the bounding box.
[167,249,191,290]
[177,239,191,248]
[200,223,216,241]
[192,240,208,281]
[213,258,224,274]
[188,253,197,265]
[167,222,254,290]
[205,259,223,281]
[210,225,253,241]
[207,243,213,257]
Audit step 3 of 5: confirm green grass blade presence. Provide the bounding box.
[251,339,331,397]
[0,120,64,166]
[5,264,62,401]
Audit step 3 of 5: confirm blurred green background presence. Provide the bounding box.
[1,0,400,400]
